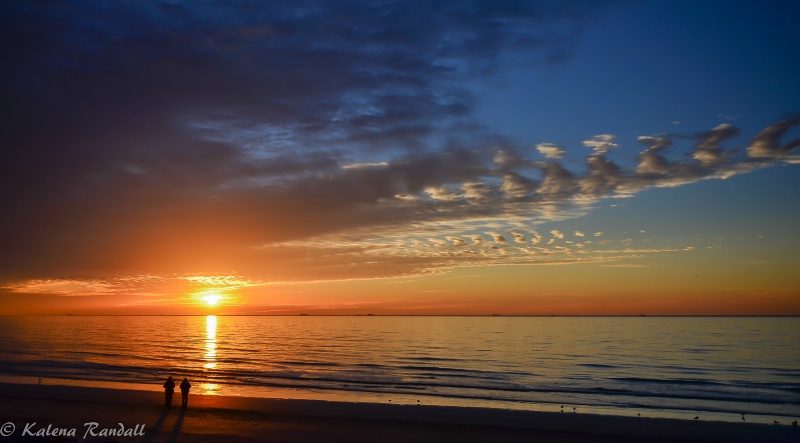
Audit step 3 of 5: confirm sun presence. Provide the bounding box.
[193,287,227,309]
[203,294,222,306]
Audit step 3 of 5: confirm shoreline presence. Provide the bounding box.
[1,374,796,427]
[3,374,798,426]
[0,382,796,442]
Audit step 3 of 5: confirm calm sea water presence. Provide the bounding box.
[0,316,797,423]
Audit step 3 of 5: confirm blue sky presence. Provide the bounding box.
[1,0,798,314]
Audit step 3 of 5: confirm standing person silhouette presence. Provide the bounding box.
[163,376,175,408]
[180,378,191,409]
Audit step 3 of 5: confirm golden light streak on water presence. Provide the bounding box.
[203,315,217,371]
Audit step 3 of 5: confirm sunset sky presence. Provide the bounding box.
[2,0,799,315]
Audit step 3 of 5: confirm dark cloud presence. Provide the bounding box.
[0,1,590,277]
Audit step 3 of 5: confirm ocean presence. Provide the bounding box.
[0,316,797,424]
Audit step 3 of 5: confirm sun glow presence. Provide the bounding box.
[203,294,222,306]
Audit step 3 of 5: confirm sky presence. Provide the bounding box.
[2,0,799,315]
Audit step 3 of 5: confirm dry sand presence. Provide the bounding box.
[0,382,796,443]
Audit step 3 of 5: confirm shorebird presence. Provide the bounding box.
[773,420,780,424]
[792,420,797,427]
[693,416,699,420]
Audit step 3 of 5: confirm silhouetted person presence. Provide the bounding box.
[163,376,175,408]
[180,378,191,409]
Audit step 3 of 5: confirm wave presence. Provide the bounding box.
[4,355,797,406]
[613,377,727,387]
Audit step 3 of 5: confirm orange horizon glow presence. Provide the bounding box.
[1,277,797,317]
[1,230,798,317]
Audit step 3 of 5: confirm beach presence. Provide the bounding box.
[0,382,795,443]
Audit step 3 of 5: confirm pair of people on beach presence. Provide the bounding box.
[163,376,191,409]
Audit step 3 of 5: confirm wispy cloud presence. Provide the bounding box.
[3,275,265,298]
[536,143,566,159]
[582,134,619,155]
[4,279,118,296]
[747,117,800,162]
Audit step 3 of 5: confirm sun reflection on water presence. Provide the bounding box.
[200,383,221,394]
[204,315,217,370]
[201,315,220,395]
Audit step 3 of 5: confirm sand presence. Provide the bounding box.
[0,382,795,443]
